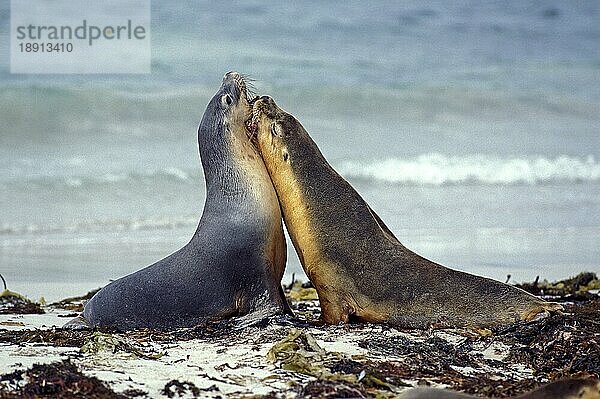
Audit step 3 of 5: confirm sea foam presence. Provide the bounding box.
[338,154,600,185]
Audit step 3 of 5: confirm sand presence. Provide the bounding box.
[0,279,598,398]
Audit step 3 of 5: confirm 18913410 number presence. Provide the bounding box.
[19,42,73,52]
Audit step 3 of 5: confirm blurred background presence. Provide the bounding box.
[1,1,599,301]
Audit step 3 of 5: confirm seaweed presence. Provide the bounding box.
[267,329,406,395]
[267,328,342,377]
[121,388,148,398]
[0,290,44,315]
[0,328,93,347]
[501,299,600,378]
[0,359,129,398]
[298,379,370,399]
[161,380,202,398]
[514,272,600,299]
[49,288,100,312]
[286,281,319,301]
[358,335,480,375]
[349,296,599,396]
[81,331,165,360]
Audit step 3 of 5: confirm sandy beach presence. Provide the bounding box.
[0,275,598,398]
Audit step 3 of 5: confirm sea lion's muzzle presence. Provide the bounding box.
[219,72,259,137]
[246,97,266,140]
[253,96,278,117]
[220,71,258,110]
[246,96,279,138]
[222,71,246,94]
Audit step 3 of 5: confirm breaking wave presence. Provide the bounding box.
[338,154,600,185]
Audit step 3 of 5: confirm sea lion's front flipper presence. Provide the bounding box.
[278,284,294,315]
[63,314,92,330]
[229,306,284,329]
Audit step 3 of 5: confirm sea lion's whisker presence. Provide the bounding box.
[246,84,256,93]
[240,73,256,83]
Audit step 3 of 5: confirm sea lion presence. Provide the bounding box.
[79,73,289,330]
[247,96,562,328]
[399,378,600,399]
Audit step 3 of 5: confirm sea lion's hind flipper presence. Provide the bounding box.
[521,301,563,322]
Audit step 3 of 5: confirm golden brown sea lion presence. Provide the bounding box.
[247,95,562,328]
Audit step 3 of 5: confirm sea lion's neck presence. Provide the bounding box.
[196,128,287,299]
[199,133,241,202]
[199,130,282,224]
[268,138,387,276]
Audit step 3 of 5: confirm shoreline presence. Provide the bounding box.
[0,274,598,398]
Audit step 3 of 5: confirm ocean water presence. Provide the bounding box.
[0,1,599,301]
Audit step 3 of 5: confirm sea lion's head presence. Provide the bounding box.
[247,95,322,186]
[198,71,258,158]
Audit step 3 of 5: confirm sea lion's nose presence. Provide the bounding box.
[257,96,275,111]
[223,71,241,82]
[259,95,275,105]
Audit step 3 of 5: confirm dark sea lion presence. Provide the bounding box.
[79,73,289,330]
[248,96,562,328]
[399,378,600,399]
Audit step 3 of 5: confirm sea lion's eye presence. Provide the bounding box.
[282,150,289,162]
[221,94,233,107]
